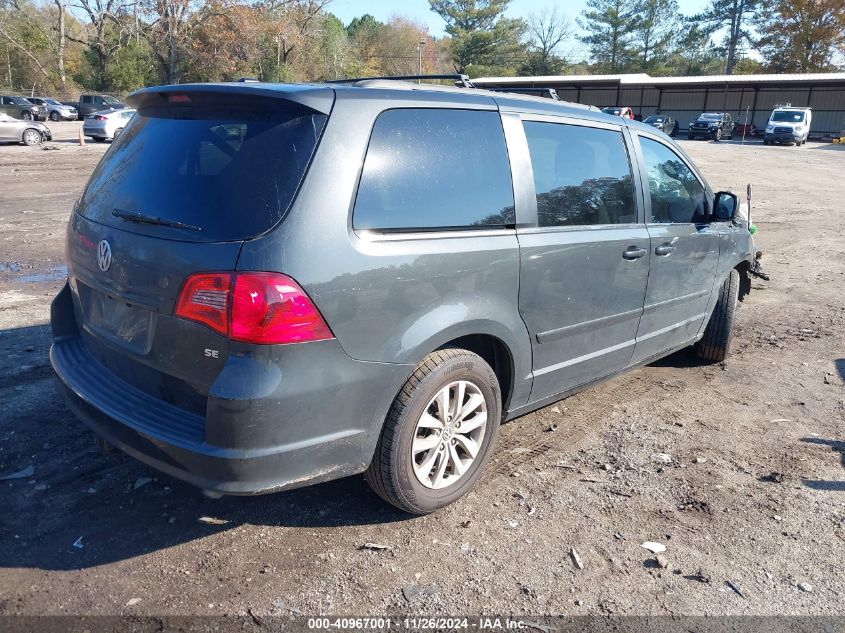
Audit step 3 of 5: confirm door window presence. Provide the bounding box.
[522,121,637,227]
[639,137,707,224]
[353,108,515,232]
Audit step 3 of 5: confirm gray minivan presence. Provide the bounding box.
[50,80,754,514]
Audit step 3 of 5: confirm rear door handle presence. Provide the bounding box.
[655,244,676,256]
[623,246,647,260]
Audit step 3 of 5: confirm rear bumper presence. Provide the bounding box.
[50,283,410,495]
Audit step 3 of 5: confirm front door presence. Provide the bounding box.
[630,134,719,364]
[515,116,650,401]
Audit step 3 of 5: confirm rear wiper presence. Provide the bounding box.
[112,208,203,232]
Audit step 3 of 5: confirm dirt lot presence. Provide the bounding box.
[0,121,844,618]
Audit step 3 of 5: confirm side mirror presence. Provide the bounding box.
[713,191,738,221]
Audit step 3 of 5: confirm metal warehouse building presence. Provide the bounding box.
[473,73,845,138]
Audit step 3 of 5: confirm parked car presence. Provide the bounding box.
[602,106,634,119]
[764,106,812,146]
[27,97,78,121]
[643,114,676,136]
[82,108,136,142]
[50,81,754,514]
[64,94,127,119]
[0,95,48,121]
[688,112,734,141]
[0,112,52,145]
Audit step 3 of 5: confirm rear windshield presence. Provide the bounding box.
[78,101,327,242]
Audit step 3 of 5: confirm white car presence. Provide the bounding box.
[82,108,136,142]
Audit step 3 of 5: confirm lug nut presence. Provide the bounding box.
[451,438,456,445]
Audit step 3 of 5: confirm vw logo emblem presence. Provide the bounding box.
[97,240,112,272]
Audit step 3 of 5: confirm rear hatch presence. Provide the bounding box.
[66,86,333,413]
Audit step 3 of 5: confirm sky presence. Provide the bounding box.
[328,0,710,38]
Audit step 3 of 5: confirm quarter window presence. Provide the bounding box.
[522,121,637,227]
[353,109,515,232]
[640,137,707,224]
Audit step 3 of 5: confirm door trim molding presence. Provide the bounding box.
[642,288,710,314]
[636,312,707,343]
[536,307,642,344]
[533,338,636,377]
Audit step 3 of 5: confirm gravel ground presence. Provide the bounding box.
[0,122,843,617]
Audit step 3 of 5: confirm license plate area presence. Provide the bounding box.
[77,282,154,354]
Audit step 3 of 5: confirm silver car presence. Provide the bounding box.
[82,108,136,142]
[27,97,78,122]
[0,112,52,145]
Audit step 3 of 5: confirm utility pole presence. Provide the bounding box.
[418,38,425,80]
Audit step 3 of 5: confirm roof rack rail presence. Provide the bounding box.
[327,74,475,88]
[488,87,561,101]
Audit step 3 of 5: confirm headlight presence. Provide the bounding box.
[766,124,774,131]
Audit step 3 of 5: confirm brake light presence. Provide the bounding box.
[174,272,333,345]
[94,115,107,121]
[174,273,231,336]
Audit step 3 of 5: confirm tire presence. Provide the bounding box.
[365,348,502,515]
[21,111,32,121]
[695,269,739,362]
[687,133,693,140]
[92,136,106,143]
[21,129,42,146]
[50,111,60,122]
[713,128,722,141]
[113,127,124,139]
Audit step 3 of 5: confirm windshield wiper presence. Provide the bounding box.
[112,208,203,232]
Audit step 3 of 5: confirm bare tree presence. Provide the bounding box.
[524,6,570,74]
[66,0,138,86]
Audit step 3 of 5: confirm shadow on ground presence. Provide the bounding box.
[0,323,412,573]
[800,437,845,492]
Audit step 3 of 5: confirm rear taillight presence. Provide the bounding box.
[174,272,333,345]
[94,115,107,121]
[174,273,231,336]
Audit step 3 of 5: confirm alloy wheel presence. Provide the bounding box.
[411,380,488,490]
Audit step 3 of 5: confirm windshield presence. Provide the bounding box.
[103,95,121,104]
[9,97,32,105]
[602,107,621,115]
[771,110,805,122]
[78,100,328,242]
[645,116,665,123]
[699,113,723,121]
[45,98,62,105]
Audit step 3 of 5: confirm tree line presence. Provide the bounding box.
[1,0,843,96]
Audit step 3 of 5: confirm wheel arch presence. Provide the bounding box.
[435,332,516,412]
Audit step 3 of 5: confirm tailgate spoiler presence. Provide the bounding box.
[127,82,335,115]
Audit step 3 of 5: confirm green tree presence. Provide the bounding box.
[577,0,640,73]
[755,0,845,73]
[665,23,722,75]
[634,0,678,73]
[429,0,526,76]
[692,0,758,74]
